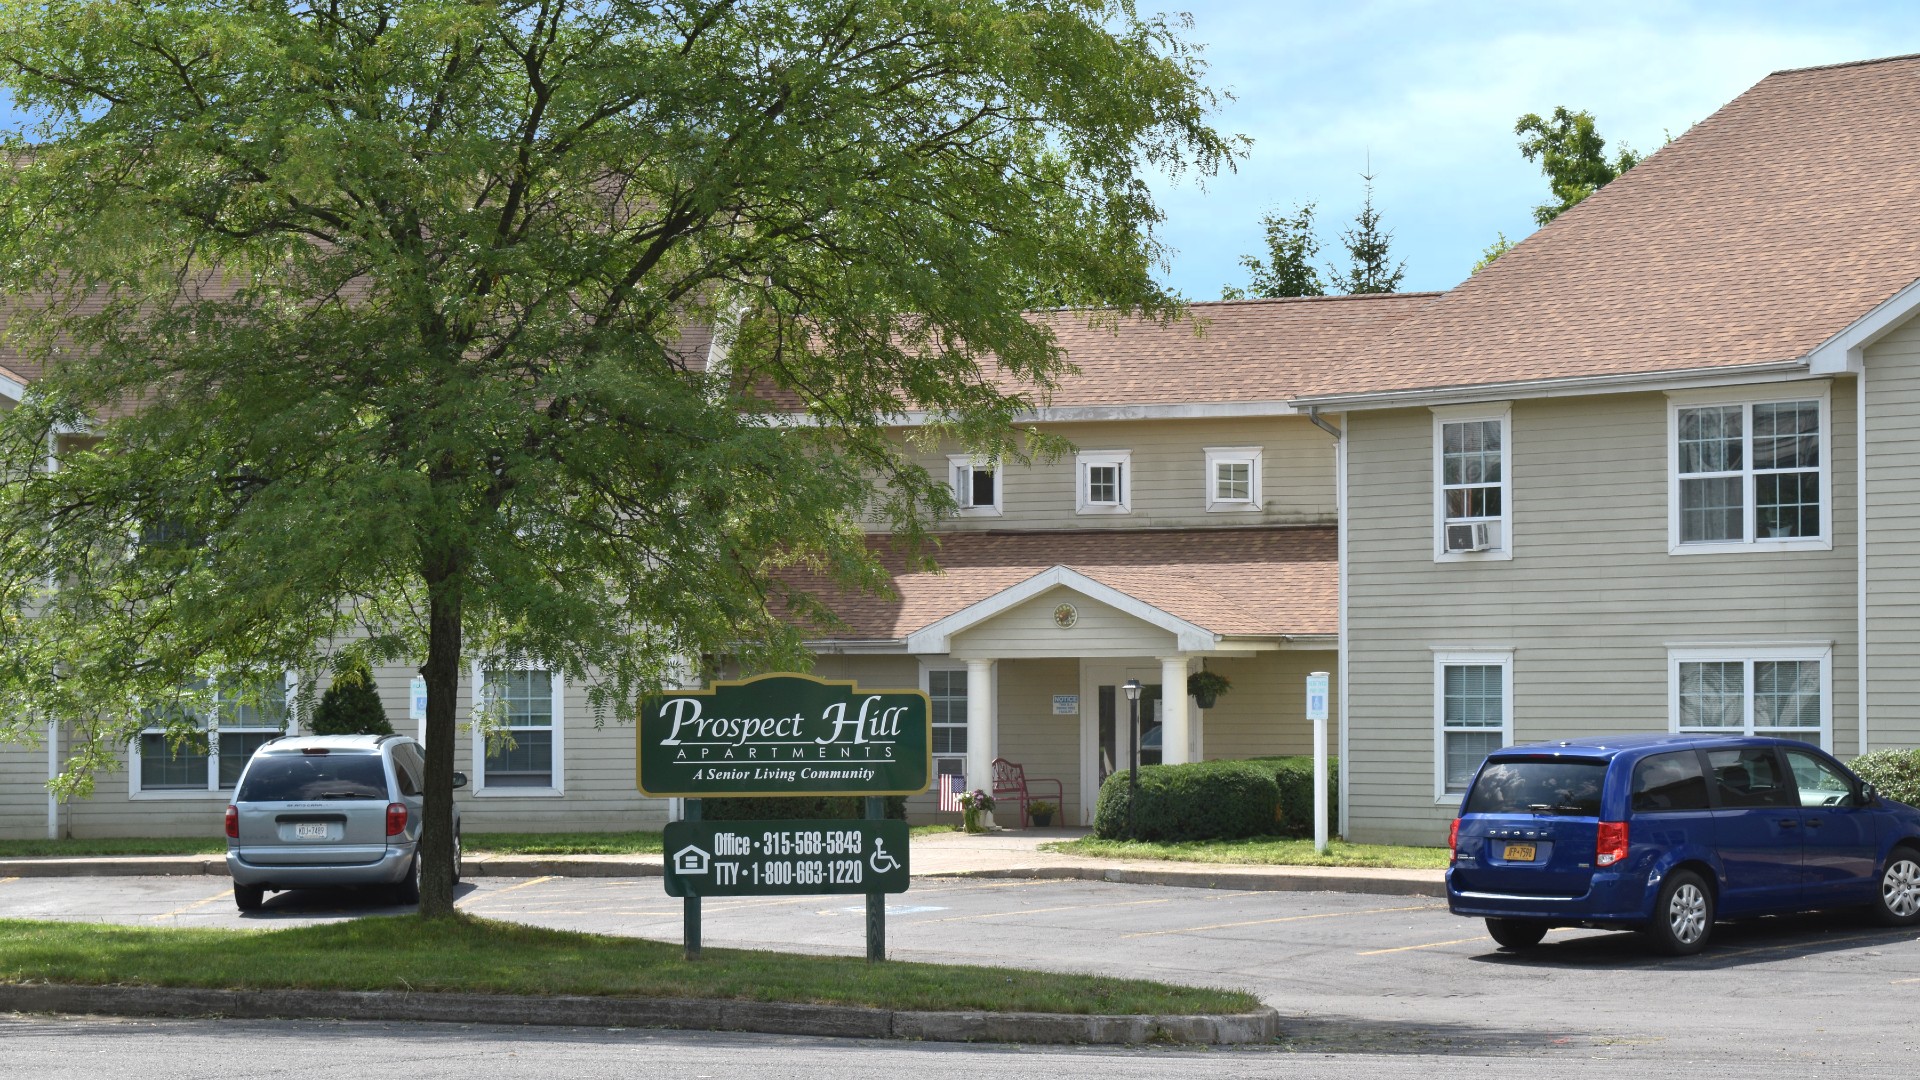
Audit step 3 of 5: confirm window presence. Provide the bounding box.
[1076,450,1131,514]
[1631,750,1711,813]
[1204,447,1263,512]
[133,676,292,797]
[1705,746,1794,809]
[1670,647,1829,748]
[1434,651,1512,798]
[1782,747,1858,808]
[1670,394,1830,552]
[927,669,967,777]
[1432,408,1511,559]
[476,667,563,793]
[947,455,1001,517]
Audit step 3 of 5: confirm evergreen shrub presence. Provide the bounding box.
[1243,756,1341,837]
[1851,748,1920,807]
[1092,760,1279,841]
[309,656,394,736]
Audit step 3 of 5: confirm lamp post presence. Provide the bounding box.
[1123,678,1142,840]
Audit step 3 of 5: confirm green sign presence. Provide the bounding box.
[663,819,911,898]
[637,674,931,797]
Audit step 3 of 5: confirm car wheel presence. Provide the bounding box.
[393,855,421,906]
[1649,869,1713,956]
[233,883,265,913]
[1872,847,1920,926]
[1484,917,1549,950]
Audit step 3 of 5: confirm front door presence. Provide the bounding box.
[1080,662,1164,824]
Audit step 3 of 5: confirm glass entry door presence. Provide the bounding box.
[1097,681,1162,780]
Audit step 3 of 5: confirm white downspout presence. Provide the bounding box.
[1310,407,1349,839]
[46,720,59,839]
[1858,362,1869,757]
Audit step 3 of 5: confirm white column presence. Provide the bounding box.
[1159,655,1191,765]
[965,659,997,826]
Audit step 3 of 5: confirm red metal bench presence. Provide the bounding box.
[992,757,1065,828]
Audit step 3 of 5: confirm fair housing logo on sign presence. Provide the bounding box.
[636,673,932,797]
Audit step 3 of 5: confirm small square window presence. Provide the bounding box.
[1076,451,1131,514]
[947,456,1001,516]
[1204,448,1263,511]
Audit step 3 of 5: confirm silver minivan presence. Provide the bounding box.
[224,734,464,911]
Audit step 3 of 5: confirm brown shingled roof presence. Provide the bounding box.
[1298,53,1920,401]
[799,526,1336,641]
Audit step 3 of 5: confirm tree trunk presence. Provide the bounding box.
[417,550,464,919]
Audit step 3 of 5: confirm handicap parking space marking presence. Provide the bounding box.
[1119,902,1442,939]
[150,887,234,922]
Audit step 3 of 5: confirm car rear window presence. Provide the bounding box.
[236,753,389,802]
[1464,758,1608,816]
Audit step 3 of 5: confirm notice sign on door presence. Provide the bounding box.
[637,674,931,797]
[1052,694,1080,716]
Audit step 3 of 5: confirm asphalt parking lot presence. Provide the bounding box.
[5,872,1920,1062]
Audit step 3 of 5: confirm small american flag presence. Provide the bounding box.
[938,773,966,812]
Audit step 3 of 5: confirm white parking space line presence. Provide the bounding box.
[0,877,17,887]
[150,887,233,921]
[1119,902,1441,939]
[455,875,555,909]
[1357,934,1490,956]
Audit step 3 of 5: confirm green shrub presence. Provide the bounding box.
[701,795,907,822]
[1851,748,1920,807]
[309,656,394,737]
[1092,760,1279,842]
[1243,756,1340,837]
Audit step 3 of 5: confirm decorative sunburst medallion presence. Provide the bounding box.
[1052,603,1078,629]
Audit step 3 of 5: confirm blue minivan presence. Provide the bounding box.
[1447,735,1920,954]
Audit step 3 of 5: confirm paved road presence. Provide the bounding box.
[5,874,1920,1069]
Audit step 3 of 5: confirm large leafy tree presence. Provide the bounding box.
[1515,106,1642,226]
[1220,202,1324,300]
[0,1,1233,916]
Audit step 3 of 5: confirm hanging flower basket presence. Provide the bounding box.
[1187,670,1232,709]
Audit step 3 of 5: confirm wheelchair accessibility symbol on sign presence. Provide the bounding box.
[869,839,901,874]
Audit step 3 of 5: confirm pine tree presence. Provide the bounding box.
[310,656,394,737]
[1329,171,1405,295]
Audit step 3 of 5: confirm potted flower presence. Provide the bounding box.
[1027,799,1058,828]
[1187,669,1232,709]
[957,788,995,833]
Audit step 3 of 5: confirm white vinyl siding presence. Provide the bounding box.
[1670,646,1831,748]
[1432,406,1512,560]
[1434,650,1512,799]
[1669,390,1832,554]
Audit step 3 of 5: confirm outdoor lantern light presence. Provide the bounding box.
[1122,679,1142,839]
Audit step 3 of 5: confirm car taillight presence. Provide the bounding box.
[1448,818,1460,859]
[1596,820,1628,867]
[225,805,239,839]
[386,802,408,837]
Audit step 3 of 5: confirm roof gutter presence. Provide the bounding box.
[1292,359,1813,412]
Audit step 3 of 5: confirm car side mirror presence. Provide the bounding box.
[452,771,468,790]
[1861,782,1877,805]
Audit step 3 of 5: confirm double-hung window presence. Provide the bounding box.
[947,455,1001,517]
[926,668,968,778]
[1435,651,1512,798]
[476,667,563,793]
[1670,647,1829,748]
[1670,393,1830,552]
[1076,450,1132,515]
[1204,447,1264,512]
[134,676,292,796]
[1433,408,1510,559]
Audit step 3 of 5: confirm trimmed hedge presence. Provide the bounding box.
[700,795,907,822]
[1243,756,1340,838]
[1851,748,1920,807]
[1093,760,1279,841]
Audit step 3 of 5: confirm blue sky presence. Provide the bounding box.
[1160,1,1920,298]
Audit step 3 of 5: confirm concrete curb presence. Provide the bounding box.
[922,865,1446,898]
[0,854,1441,896]
[0,983,1280,1046]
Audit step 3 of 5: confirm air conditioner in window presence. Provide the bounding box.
[1445,522,1495,553]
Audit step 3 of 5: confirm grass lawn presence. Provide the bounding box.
[0,837,228,858]
[0,915,1257,1016]
[1042,836,1450,870]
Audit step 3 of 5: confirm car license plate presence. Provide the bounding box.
[295,823,329,841]
[1502,843,1537,862]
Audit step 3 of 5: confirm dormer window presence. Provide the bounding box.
[1076,450,1132,515]
[1205,447,1264,512]
[948,455,1002,517]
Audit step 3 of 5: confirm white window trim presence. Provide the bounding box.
[470,663,566,798]
[946,454,1003,518]
[1433,649,1514,803]
[1666,386,1833,555]
[1432,404,1513,562]
[129,671,298,799]
[1204,446,1264,512]
[1668,645,1832,750]
[1076,450,1132,515]
[919,660,969,776]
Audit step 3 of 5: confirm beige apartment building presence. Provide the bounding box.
[7,54,1920,843]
